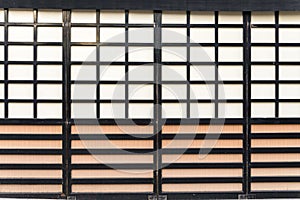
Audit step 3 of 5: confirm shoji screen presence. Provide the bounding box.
[0,9,64,197]
[250,12,300,195]
[0,5,300,200]
[70,10,155,195]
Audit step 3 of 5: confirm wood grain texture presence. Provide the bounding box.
[72,184,152,193]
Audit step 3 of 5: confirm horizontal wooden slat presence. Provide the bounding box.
[252,139,300,147]
[252,182,300,191]
[162,125,243,134]
[0,125,62,134]
[72,184,152,193]
[162,139,242,148]
[252,153,300,162]
[162,183,242,192]
[0,140,61,149]
[163,154,242,163]
[0,155,62,164]
[252,168,300,177]
[252,124,300,133]
[72,140,153,149]
[162,168,242,178]
[72,125,153,134]
[72,155,153,164]
[72,169,152,178]
[0,184,62,193]
[0,170,62,178]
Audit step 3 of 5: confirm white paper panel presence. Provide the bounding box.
[190,65,215,81]
[251,84,275,99]
[99,84,125,99]
[129,11,153,23]
[128,47,153,62]
[8,65,33,80]
[8,46,33,61]
[37,65,62,80]
[8,10,33,23]
[219,47,243,62]
[0,103,3,118]
[218,66,243,81]
[0,9,4,22]
[71,10,96,23]
[0,65,3,80]
[162,103,186,118]
[9,103,33,118]
[190,103,214,118]
[251,103,275,118]
[162,84,187,99]
[71,103,96,118]
[100,28,125,43]
[37,46,62,61]
[38,27,62,42]
[8,26,33,42]
[279,103,300,117]
[162,65,186,81]
[162,47,186,62]
[71,46,96,61]
[37,84,62,99]
[128,28,153,43]
[219,28,243,43]
[190,84,214,99]
[0,83,3,99]
[71,65,96,81]
[218,103,243,118]
[128,65,153,81]
[38,10,62,23]
[218,12,243,24]
[219,84,243,99]
[37,103,62,118]
[100,103,124,118]
[71,84,96,100]
[279,65,300,80]
[279,84,300,99]
[279,47,300,62]
[190,46,214,62]
[279,28,300,43]
[129,85,153,100]
[251,28,275,43]
[251,12,275,24]
[8,84,33,99]
[71,27,96,42]
[162,28,186,43]
[100,10,125,23]
[251,47,275,61]
[190,28,215,43]
[0,45,3,61]
[162,11,186,24]
[100,65,125,81]
[0,26,4,42]
[279,11,300,24]
[100,46,125,62]
[129,103,153,118]
[190,11,215,24]
[251,65,275,80]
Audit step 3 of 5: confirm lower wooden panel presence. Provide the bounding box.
[252,182,300,191]
[162,183,242,192]
[72,184,153,193]
[252,168,300,176]
[72,169,153,178]
[0,170,62,178]
[72,155,153,164]
[0,185,62,193]
[162,168,242,178]
[163,154,242,163]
